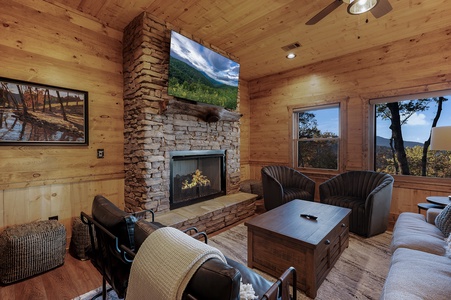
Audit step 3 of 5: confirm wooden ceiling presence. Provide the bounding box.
[47,0,451,81]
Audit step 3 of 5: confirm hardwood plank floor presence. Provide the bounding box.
[0,253,101,300]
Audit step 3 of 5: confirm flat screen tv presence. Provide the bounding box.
[168,31,240,110]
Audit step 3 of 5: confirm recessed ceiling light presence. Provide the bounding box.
[286,53,296,59]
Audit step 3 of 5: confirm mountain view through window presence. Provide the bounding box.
[294,105,340,170]
[374,93,451,178]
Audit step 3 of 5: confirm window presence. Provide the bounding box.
[293,104,340,170]
[371,90,451,178]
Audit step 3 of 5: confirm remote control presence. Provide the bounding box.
[300,214,318,220]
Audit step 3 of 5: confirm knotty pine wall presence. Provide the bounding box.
[239,79,251,180]
[244,25,451,225]
[0,0,125,242]
[1,0,450,238]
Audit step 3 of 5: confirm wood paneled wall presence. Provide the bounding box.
[0,0,125,240]
[239,79,251,180]
[1,0,450,238]
[244,25,451,220]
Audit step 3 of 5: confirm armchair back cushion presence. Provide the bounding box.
[261,165,315,211]
[320,171,390,199]
[320,171,394,237]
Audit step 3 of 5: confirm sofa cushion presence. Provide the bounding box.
[391,212,446,256]
[381,248,451,300]
[435,203,451,236]
[426,208,443,224]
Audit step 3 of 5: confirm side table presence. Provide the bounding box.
[426,196,451,207]
[417,203,443,213]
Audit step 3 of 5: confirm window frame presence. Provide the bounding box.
[290,102,344,173]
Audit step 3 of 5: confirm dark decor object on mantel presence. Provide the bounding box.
[164,99,242,123]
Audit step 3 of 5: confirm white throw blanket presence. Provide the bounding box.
[126,227,226,300]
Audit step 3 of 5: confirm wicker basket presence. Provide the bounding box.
[0,220,66,284]
[69,216,91,261]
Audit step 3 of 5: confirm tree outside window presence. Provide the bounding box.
[294,105,340,170]
[373,93,451,178]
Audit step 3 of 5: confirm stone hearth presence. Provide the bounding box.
[156,192,257,234]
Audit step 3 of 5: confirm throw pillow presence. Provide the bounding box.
[435,203,451,236]
[445,234,451,259]
[240,279,258,300]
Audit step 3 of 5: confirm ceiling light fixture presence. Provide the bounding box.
[346,0,379,15]
[286,53,296,59]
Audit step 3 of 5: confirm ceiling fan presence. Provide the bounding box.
[306,0,392,25]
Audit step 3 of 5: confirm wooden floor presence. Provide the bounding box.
[0,253,101,300]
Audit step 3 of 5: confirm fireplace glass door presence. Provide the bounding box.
[170,150,226,209]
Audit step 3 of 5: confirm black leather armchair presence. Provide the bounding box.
[82,195,297,300]
[319,170,394,237]
[81,194,164,299]
[261,165,315,211]
[134,219,297,300]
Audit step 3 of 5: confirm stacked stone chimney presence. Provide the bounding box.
[122,12,241,213]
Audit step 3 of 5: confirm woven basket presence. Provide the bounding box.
[0,220,66,284]
[69,216,91,261]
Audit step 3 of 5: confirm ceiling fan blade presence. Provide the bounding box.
[371,0,393,18]
[305,0,344,25]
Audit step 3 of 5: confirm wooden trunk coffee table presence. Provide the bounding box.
[245,200,351,298]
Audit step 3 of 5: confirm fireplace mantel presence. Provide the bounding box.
[164,99,242,123]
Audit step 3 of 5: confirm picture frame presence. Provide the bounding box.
[0,77,88,145]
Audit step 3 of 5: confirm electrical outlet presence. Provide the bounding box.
[97,149,105,159]
[49,215,58,221]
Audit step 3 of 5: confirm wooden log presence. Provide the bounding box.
[164,99,242,122]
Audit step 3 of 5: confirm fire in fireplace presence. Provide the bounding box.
[170,150,226,209]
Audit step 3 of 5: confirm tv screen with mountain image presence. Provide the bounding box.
[168,31,240,110]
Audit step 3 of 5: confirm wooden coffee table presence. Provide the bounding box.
[245,200,351,298]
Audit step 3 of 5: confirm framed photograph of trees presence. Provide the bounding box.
[0,77,88,145]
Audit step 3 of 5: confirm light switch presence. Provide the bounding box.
[97,149,104,159]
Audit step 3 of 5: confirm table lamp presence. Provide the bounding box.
[430,126,451,199]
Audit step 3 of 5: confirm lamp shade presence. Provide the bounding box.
[430,126,451,151]
[348,0,379,15]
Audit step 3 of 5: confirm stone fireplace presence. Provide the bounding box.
[122,12,242,214]
[170,150,226,209]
